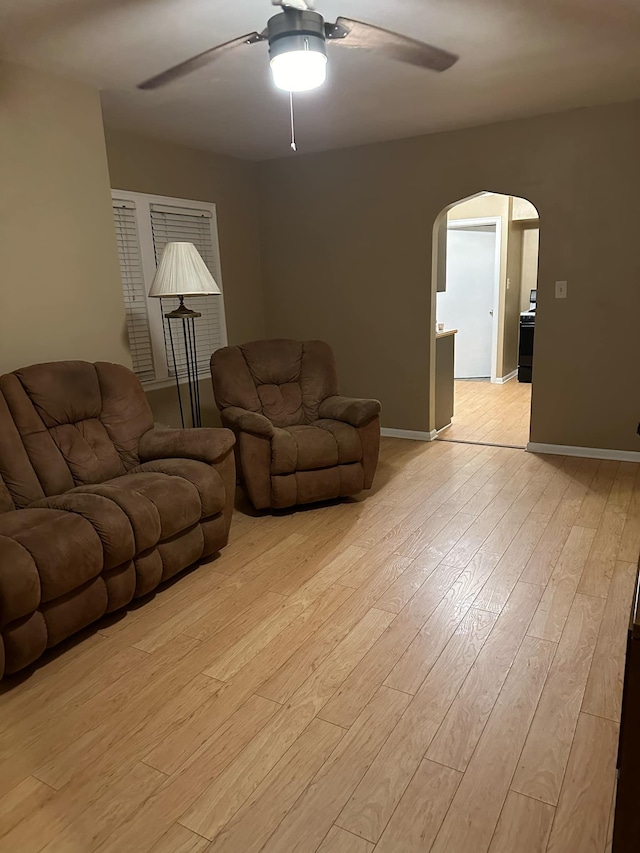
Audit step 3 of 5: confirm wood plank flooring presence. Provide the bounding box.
[0,436,637,853]
[439,378,532,447]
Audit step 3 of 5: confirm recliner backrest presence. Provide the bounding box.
[211,339,339,427]
[0,361,154,511]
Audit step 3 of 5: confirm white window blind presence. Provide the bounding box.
[112,199,155,383]
[150,204,224,379]
[110,190,226,386]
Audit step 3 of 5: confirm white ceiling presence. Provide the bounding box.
[2,0,640,160]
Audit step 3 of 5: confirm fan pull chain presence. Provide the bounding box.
[289,90,297,152]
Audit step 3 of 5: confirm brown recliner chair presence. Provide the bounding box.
[211,339,380,510]
[0,360,235,679]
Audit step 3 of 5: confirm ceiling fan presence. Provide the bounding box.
[138,0,459,93]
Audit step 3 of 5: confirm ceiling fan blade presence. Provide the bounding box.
[326,17,458,72]
[138,31,266,90]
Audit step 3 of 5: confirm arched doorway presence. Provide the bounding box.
[430,192,539,448]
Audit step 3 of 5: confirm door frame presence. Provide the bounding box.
[445,215,502,383]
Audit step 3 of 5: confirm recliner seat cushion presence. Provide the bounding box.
[0,535,40,628]
[130,458,226,518]
[31,491,136,570]
[271,421,363,475]
[82,472,202,542]
[0,508,103,604]
[38,469,208,567]
[315,419,364,465]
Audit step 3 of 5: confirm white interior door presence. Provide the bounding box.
[438,223,498,379]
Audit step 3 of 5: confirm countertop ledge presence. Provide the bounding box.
[436,328,458,339]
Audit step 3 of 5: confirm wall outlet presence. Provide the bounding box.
[555,280,568,299]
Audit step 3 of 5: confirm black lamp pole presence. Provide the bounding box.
[164,295,202,428]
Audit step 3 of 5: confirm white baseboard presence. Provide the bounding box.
[527,442,640,463]
[435,422,452,435]
[381,427,438,442]
[494,370,518,385]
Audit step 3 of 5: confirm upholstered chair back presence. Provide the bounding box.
[0,361,154,511]
[211,339,340,428]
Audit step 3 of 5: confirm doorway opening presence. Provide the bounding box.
[431,192,539,449]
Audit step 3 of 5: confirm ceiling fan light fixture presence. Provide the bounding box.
[270,48,327,91]
[267,10,328,92]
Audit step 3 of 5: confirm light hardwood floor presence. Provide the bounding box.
[0,437,637,853]
[439,378,533,447]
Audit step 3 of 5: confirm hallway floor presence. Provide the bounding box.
[439,379,533,448]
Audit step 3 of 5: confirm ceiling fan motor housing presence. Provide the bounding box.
[267,10,327,61]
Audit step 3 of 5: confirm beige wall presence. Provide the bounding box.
[104,128,266,426]
[4,65,637,453]
[520,227,540,311]
[505,214,524,375]
[0,62,130,374]
[141,379,218,429]
[258,100,640,452]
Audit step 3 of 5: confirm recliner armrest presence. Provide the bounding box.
[138,427,235,465]
[222,407,275,439]
[318,395,381,428]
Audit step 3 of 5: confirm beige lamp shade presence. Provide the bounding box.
[149,241,221,298]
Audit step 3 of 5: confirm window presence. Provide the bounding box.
[111,190,227,387]
[112,200,155,383]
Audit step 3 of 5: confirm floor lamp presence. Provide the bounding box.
[149,241,221,428]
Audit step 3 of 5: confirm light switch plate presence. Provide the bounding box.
[555,280,568,299]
